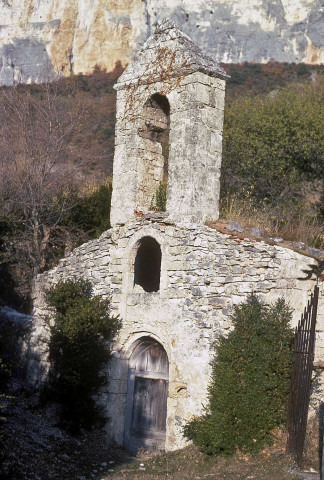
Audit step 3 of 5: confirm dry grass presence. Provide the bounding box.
[302,415,322,472]
[100,443,301,480]
[3,390,318,480]
[219,196,324,250]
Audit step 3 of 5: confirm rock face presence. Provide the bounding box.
[1,0,324,86]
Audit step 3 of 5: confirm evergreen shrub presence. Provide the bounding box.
[46,278,119,432]
[150,181,167,212]
[66,181,112,238]
[184,294,293,456]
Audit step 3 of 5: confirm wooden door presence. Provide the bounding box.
[124,339,169,454]
[132,377,168,436]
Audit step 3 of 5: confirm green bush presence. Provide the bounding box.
[46,278,119,432]
[222,83,324,215]
[150,181,167,212]
[184,295,293,456]
[66,181,112,238]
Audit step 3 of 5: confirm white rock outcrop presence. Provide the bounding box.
[0,0,323,85]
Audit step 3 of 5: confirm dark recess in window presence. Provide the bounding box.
[139,93,170,173]
[134,237,161,292]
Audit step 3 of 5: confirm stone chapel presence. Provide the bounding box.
[32,20,324,454]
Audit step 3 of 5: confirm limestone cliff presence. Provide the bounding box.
[0,0,323,85]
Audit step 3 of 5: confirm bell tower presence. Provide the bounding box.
[110,19,228,226]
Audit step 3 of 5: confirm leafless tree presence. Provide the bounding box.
[0,81,89,280]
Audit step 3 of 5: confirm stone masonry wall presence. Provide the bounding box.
[32,216,324,451]
[111,72,225,226]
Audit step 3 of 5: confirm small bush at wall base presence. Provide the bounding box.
[45,278,119,433]
[150,181,167,212]
[184,295,293,456]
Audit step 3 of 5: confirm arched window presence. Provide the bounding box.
[134,236,161,292]
[141,93,170,169]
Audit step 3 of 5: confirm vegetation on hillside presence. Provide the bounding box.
[64,180,113,239]
[184,295,293,456]
[221,82,324,248]
[0,80,88,280]
[222,62,324,97]
[0,64,118,309]
[0,177,113,311]
[223,84,324,205]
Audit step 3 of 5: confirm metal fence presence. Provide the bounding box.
[286,285,319,465]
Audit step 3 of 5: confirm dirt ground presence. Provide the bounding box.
[98,445,302,480]
[0,390,318,480]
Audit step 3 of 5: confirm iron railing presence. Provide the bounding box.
[287,285,319,465]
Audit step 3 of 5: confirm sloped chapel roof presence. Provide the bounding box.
[115,19,229,90]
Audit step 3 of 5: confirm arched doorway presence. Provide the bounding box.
[124,338,169,454]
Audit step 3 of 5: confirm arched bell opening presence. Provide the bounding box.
[124,337,169,454]
[137,93,170,212]
[134,236,162,293]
